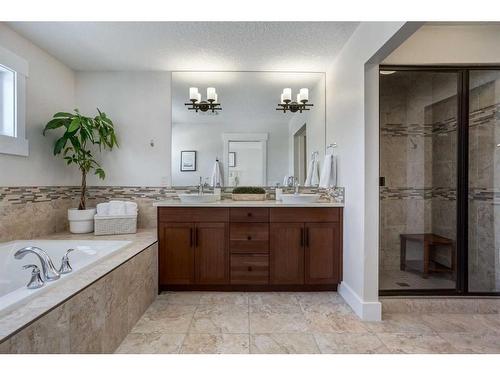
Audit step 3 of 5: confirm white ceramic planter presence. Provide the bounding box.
[68,208,96,234]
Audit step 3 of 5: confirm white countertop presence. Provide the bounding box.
[153,199,344,208]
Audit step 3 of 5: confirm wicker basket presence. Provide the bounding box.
[94,214,137,236]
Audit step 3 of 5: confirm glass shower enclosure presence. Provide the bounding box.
[379,67,500,295]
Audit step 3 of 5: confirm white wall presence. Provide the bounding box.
[384,24,500,65]
[75,72,171,187]
[326,22,422,320]
[0,23,76,186]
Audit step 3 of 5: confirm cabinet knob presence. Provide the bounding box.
[247,212,252,217]
[247,235,252,241]
[247,266,252,272]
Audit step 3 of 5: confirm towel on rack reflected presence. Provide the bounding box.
[305,158,319,187]
[211,160,223,187]
[319,154,337,188]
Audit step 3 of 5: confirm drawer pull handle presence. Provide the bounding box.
[247,236,252,241]
[247,212,252,217]
[247,266,252,272]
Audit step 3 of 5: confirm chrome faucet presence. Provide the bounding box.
[294,178,300,194]
[14,246,60,281]
[58,249,74,274]
[198,176,203,195]
[22,264,45,289]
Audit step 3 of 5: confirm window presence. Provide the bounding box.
[0,45,28,156]
[0,65,15,137]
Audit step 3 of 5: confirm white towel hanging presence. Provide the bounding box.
[304,160,314,186]
[311,159,320,186]
[211,160,223,187]
[319,154,337,188]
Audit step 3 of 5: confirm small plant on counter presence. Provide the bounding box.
[232,187,266,194]
[43,109,118,233]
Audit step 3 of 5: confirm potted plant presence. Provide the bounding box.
[43,109,118,233]
[231,186,267,201]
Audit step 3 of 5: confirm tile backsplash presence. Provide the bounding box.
[0,185,344,242]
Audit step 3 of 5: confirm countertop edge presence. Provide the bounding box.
[153,200,344,208]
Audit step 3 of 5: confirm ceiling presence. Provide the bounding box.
[172,71,324,125]
[7,22,359,72]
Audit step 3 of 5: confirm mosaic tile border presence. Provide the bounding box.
[0,186,345,206]
[380,187,500,202]
[379,187,454,200]
[380,103,499,137]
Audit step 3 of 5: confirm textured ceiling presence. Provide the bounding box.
[7,22,359,71]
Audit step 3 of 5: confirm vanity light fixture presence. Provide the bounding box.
[276,88,313,113]
[185,87,222,113]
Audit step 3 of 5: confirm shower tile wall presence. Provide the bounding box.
[468,74,500,292]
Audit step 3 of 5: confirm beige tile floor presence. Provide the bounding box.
[115,291,500,354]
[380,270,455,290]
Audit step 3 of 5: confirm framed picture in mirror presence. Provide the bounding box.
[180,150,197,172]
[229,152,236,167]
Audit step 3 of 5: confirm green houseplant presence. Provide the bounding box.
[43,109,118,233]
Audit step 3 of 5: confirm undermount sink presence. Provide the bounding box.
[178,193,218,203]
[280,193,321,204]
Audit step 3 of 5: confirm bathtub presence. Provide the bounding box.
[0,240,131,314]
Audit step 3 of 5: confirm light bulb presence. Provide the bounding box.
[207,87,216,101]
[189,87,199,101]
[299,88,309,102]
[283,88,292,101]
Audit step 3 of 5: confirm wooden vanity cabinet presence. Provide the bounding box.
[270,208,342,286]
[158,206,342,291]
[158,208,229,286]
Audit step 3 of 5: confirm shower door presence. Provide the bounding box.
[379,69,459,292]
[468,69,500,293]
[380,66,500,296]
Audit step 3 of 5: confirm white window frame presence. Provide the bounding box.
[0,45,29,157]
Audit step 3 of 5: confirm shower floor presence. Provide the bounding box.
[380,269,455,291]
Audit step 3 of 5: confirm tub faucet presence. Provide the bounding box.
[14,246,60,281]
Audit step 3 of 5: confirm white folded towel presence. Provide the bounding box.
[319,155,337,188]
[108,200,126,215]
[96,203,109,216]
[211,160,223,187]
[125,201,138,215]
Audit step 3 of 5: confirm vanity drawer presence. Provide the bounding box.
[158,207,229,222]
[230,208,269,222]
[270,207,340,223]
[230,254,269,284]
[230,223,269,253]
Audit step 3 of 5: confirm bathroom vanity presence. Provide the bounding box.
[155,202,343,291]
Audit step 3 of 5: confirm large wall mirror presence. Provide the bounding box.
[171,71,326,187]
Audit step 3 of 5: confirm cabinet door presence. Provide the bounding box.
[195,222,228,284]
[270,223,304,284]
[159,222,194,285]
[305,222,340,284]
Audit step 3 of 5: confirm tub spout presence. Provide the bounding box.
[14,246,60,281]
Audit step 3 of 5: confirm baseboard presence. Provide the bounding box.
[339,282,382,321]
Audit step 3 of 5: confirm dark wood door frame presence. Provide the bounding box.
[379,65,500,297]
